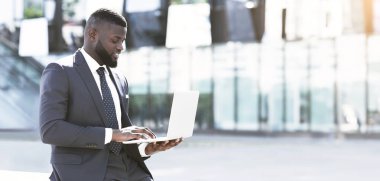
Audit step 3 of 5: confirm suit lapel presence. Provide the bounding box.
[106,66,132,127]
[73,50,108,126]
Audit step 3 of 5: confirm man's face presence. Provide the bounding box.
[94,23,126,68]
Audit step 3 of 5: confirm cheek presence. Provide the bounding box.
[104,42,116,53]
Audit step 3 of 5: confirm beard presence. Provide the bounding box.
[95,41,117,68]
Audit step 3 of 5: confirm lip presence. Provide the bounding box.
[112,53,119,61]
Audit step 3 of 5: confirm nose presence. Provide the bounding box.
[117,42,123,52]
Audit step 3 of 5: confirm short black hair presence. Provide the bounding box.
[87,8,127,28]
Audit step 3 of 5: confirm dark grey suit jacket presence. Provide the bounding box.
[39,50,151,181]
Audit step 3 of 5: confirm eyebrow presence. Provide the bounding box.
[111,35,126,40]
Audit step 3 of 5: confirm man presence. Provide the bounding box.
[39,8,181,181]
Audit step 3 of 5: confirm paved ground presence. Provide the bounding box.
[0,132,379,181]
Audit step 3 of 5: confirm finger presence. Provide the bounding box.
[169,140,178,146]
[173,140,182,146]
[158,145,168,151]
[140,128,156,139]
[144,128,156,138]
[128,127,156,139]
[156,141,168,147]
[125,132,143,140]
[163,141,169,145]
[129,126,141,130]
[169,140,180,147]
[128,126,145,133]
[130,130,150,139]
[168,139,179,144]
[134,129,155,139]
[121,126,140,133]
[152,143,162,151]
[166,140,176,145]
[161,141,174,150]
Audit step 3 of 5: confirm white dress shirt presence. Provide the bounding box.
[80,49,149,156]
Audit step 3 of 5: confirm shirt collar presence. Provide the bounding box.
[80,48,108,75]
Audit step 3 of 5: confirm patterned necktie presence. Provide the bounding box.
[97,67,122,154]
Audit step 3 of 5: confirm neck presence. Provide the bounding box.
[83,45,103,66]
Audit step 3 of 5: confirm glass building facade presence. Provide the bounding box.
[117,34,380,133]
[1,0,380,134]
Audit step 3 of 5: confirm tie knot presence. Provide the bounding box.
[97,67,105,77]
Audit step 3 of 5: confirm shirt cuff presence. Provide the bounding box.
[105,128,113,144]
[138,143,150,157]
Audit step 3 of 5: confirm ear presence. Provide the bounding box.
[88,28,97,41]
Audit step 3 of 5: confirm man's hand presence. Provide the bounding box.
[145,138,182,155]
[112,126,156,142]
[121,126,156,139]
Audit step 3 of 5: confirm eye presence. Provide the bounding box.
[111,39,118,44]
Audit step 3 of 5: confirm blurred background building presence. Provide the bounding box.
[1,0,380,135]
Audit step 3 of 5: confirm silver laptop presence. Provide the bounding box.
[123,90,199,144]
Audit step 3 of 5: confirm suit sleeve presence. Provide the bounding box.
[39,63,105,149]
